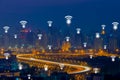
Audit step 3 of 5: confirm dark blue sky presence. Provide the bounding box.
[0,0,120,33]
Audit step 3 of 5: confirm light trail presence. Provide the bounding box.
[17,54,91,74]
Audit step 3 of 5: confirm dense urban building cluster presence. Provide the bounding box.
[0,15,119,54]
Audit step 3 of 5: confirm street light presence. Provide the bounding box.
[47,21,53,27]
[65,15,72,25]
[112,22,119,30]
[3,26,10,33]
[20,20,27,28]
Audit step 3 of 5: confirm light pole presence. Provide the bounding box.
[3,26,10,48]
[104,45,107,50]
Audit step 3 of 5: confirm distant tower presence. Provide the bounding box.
[108,22,119,52]
[20,20,27,28]
[19,20,28,48]
[94,33,103,50]
[47,21,54,47]
[13,34,18,48]
[3,26,10,48]
[101,24,107,48]
[64,15,72,48]
[47,21,53,27]
[104,45,107,50]
[101,25,106,35]
[74,28,82,49]
[65,15,72,25]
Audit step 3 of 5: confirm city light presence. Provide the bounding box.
[83,42,87,48]
[20,20,27,28]
[101,24,106,30]
[96,33,100,38]
[59,63,64,70]
[44,65,48,71]
[47,21,53,27]
[112,22,119,30]
[93,68,100,74]
[27,74,31,79]
[111,55,116,62]
[65,15,72,25]
[76,28,81,34]
[65,36,70,42]
[89,55,93,59]
[14,34,17,39]
[48,45,52,50]
[3,26,10,33]
[37,34,42,40]
[18,63,23,70]
[4,53,10,60]
[104,45,107,50]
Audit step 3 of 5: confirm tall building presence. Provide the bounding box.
[108,22,119,52]
[94,33,103,51]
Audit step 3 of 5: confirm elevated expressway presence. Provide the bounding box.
[16,54,91,74]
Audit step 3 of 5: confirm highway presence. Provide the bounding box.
[17,54,91,74]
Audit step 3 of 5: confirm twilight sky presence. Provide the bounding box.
[0,0,120,33]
